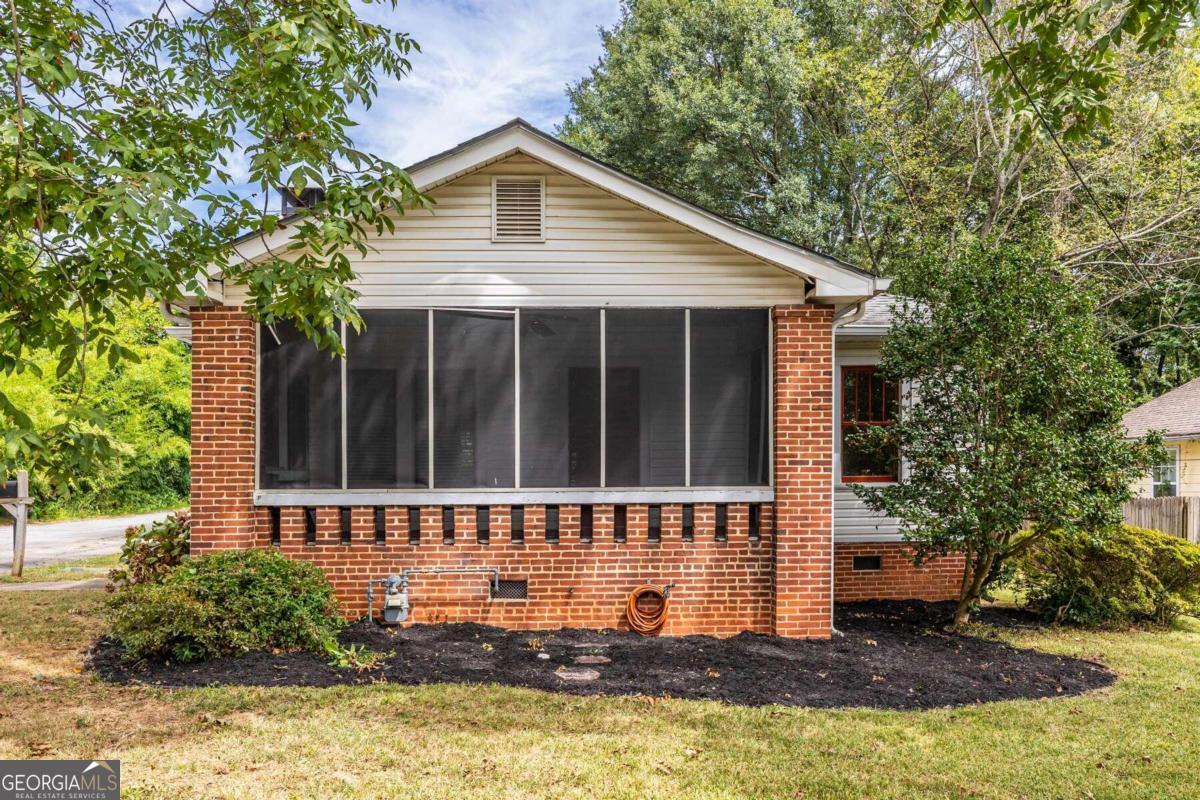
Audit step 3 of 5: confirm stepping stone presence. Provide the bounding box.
[571,642,609,649]
[555,667,600,682]
[574,655,611,665]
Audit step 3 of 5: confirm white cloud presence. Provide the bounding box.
[355,0,619,166]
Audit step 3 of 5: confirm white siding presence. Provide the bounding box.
[834,338,903,541]
[225,154,812,308]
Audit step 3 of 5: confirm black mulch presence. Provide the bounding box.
[87,600,1115,710]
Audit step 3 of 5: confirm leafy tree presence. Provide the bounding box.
[933,0,1200,149]
[562,0,1200,391]
[854,241,1161,626]
[1,0,424,486]
[5,299,191,518]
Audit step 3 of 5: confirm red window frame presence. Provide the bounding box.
[840,365,899,483]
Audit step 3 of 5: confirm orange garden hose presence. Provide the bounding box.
[626,584,670,634]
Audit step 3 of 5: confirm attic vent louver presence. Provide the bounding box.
[492,176,544,241]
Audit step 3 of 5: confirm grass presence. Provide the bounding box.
[1,590,1197,799]
[0,554,120,584]
[28,502,188,523]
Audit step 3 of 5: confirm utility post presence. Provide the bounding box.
[2,471,31,577]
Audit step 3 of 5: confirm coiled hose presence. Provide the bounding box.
[626,584,669,634]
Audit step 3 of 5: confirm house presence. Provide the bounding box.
[1125,376,1200,498]
[178,120,961,639]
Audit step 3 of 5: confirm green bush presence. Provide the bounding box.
[108,511,191,589]
[105,549,341,663]
[1015,525,1200,627]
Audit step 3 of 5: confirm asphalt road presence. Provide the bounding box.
[0,510,178,570]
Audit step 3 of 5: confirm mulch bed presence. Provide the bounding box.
[87,600,1115,710]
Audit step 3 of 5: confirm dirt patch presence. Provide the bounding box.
[88,601,1115,709]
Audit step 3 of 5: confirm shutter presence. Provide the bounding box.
[492,177,544,241]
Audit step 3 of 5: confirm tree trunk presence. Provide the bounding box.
[952,550,997,629]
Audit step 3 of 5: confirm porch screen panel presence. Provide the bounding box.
[690,309,769,486]
[605,309,685,486]
[520,309,601,487]
[346,310,428,488]
[434,310,516,488]
[259,321,342,489]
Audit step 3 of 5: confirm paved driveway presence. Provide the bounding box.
[0,510,179,570]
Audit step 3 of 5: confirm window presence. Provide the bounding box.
[841,365,899,482]
[1152,447,1179,497]
[259,308,773,493]
[434,310,516,488]
[520,310,601,486]
[259,321,342,489]
[605,309,686,487]
[690,309,769,485]
[347,310,427,488]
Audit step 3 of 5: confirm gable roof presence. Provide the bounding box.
[1124,377,1200,440]
[228,119,888,303]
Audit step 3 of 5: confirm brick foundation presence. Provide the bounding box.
[261,503,775,636]
[833,542,963,602]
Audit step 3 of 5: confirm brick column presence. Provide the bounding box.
[190,307,259,552]
[772,304,835,638]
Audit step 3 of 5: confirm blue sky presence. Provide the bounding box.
[352,0,621,167]
[195,0,621,203]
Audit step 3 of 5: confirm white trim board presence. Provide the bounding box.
[255,488,775,507]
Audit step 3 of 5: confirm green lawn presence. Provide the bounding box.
[1,589,1197,799]
[0,553,119,584]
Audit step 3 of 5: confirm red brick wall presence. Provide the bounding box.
[265,503,776,636]
[772,305,835,638]
[190,307,259,551]
[834,542,963,602]
[188,304,948,638]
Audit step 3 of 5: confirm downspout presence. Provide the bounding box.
[160,300,192,344]
[832,300,867,328]
[160,299,190,326]
[828,300,866,637]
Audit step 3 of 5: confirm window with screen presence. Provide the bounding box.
[605,309,686,487]
[346,310,428,488]
[434,310,515,488]
[841,365,899,482]
[690,309,769,486]
[259,321,342,489]
[520,309,601,487]
[259,308,774,492]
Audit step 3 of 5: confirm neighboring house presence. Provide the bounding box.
[176,120,959,639]
[1124,377,1200,498]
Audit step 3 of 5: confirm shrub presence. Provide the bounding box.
[109,511,191,589]
[105,549,341,663]
[1015,525,1200,627]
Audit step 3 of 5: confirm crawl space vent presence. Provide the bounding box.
[853,555,883,572]
[492,579,529,600]
[493,177,544,241]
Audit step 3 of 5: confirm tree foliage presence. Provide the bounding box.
[933,0,1200,149]
[1,0,424,485]
[562,0,1200,394]
[4,299,190,518]
[855,242,1161,625]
